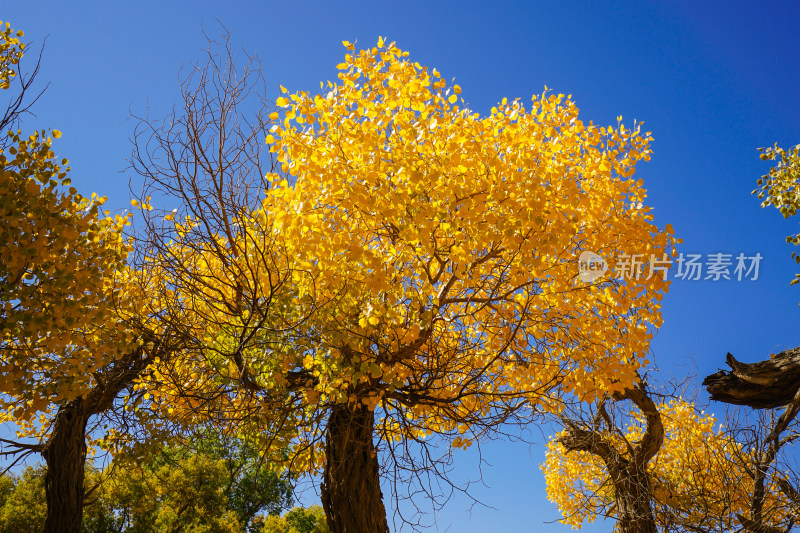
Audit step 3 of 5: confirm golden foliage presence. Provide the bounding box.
[0,127,135,427]
[266,38,674,405]
[0,20,24,90]
[141,38,676,470]
[543,400,792,531]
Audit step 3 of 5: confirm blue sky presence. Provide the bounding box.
[3,1,800,530]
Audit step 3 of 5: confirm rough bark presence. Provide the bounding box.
[321,402,389,533]
[42,399,90,533]
[705,348,800,532]
[613,467,659,533]
[39,342,157,532]
[559,383,663,533]
[703,348,800,409]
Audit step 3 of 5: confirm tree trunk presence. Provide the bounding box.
[613,466,658,533]
[321,402,389,533]
[35,344,154,532]
[41,399,90,533]
[559,383,662,533]
[703,348,800,408]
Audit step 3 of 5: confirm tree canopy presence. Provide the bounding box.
[127,37,677,532]
[0,20,172,532]
[543,390,798,532]
[0,433,295,533]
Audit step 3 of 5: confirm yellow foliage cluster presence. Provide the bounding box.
[137,38,676,468]
[543,400,791,530]
[756,143,800,219]
[0,128,137,428]
[0,20,24,90]
[259,505,331,533]
[268,39,673,405]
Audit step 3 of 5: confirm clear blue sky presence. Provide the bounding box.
[3,1,800,531]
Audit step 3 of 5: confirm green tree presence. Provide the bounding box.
[0,433,292,533]
[257,505,331,533]
[86,433,290,532]
[0,465,47,533]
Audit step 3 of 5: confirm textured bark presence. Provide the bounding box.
[705,348,800,532]
[559,383,663,533]
[321,403,389,533]
[613,467,659,533]
[560,427,659,533]
[703,348,800,409]
[39,343,157,532]
[42,399,90,533]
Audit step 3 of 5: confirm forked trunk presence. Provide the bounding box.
[321,402,389,533]
[559,384,663,533]
[42,399,89,533]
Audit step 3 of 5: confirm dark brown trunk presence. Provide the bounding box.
[612,466,658,533]
[321,402,389,533]
[42,399,89,533]
[559,384,662,533]
[703,348,800,408]
[34,343,154,532]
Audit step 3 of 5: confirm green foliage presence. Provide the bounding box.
[88,453,243,532]
[256,505,331,533]
[86,432,292,532]
[754,143,800,286]
[188,431,294,524]
[0,465,47,533]
[0,433,293,533]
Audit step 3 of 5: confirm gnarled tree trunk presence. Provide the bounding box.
[612,465,658,533]
[321,402,389,533]
[703,348,800,408]
[37,343,156,532]
[705,348,800,532]
[559,383,663,533]
[42,399,90,533]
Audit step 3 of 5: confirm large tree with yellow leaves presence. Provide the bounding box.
[544,385,798,533]
[0,21,176,533]
[134,37,676,532]
[264,38,675,532]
